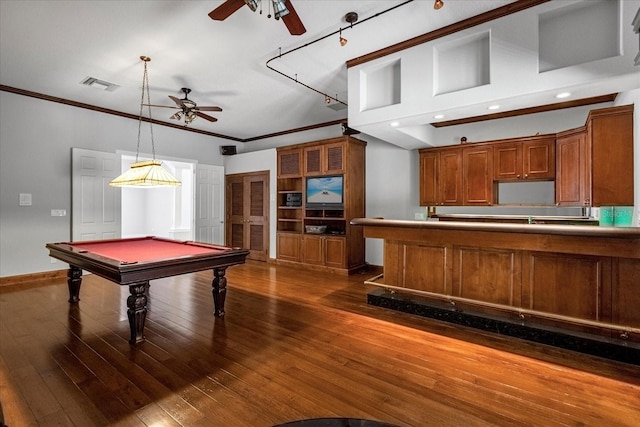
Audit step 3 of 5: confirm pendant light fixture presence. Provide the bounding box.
[110,56,181,188]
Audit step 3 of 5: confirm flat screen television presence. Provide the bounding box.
[305,175,344,209]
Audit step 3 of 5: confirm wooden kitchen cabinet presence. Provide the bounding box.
[419,147,462,206]
[555,105,634,207]
[589,105,634,206]
[463,145,493,205]
[556,128,590,206]
[494,136,555,181]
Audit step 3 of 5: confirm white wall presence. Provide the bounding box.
[0,91,230,277]
[2,90,638,276]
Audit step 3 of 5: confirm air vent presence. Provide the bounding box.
[80,76,120,92]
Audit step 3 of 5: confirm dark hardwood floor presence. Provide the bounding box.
[1,260,638,426]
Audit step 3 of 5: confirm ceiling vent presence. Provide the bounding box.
[80,76,120,92]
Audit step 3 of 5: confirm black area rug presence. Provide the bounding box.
[367,288,640,366]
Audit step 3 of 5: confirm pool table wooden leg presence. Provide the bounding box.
[67,266,82,303]
[127,282,148,344]
[212,267,228,317]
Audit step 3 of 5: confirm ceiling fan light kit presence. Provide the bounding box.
[109,56,181,188]
[210,0,306,35]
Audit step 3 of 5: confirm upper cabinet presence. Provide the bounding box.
[304,141,345,176]
[494,137,555,181]
[277,147,302,178]
[420,147,462,206]
[463,146,493,206]
[589,105,634,206]
[556,129,590,207]
[421,104,633,208]
[556,105,635,207]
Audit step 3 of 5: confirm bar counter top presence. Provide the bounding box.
[350,217,640,347]
[351,217,640,241]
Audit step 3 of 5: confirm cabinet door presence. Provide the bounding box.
[325,237,346,268]
[439,148,463,205]
[419,151,439,206]
[278,148,302,178]
[304,142,345,176]
[277,233,301,262]
[523,138,555,180]
[494,143,522,180]
[463,146,493,205]
[590,108,634,206]
[304,146,323,176]
[302,235,324,265]
[556,131,590,206]
[323,142,345,174]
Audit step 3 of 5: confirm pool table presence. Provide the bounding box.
[46,236,249,344]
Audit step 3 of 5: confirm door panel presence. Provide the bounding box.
[195,164,225,244]
[72,148,121,241]
[226,171,269,261]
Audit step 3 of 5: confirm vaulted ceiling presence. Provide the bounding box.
[1,1,638,146]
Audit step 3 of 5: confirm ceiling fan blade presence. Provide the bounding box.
[196,112,218,122]
[195,106,223,112]
[209,0,245,21]
[281,0,306,35]
[169,95,186,108]
[143,104,179,109]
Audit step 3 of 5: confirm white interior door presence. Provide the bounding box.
[196,164,225,244]
[71,148,121,241]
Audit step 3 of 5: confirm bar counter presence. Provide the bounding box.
[351,218,640,348]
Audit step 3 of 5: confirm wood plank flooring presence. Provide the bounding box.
[1,260,638,426]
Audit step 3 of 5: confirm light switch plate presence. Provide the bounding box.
[51,209,67,217]
[19,193,32,206]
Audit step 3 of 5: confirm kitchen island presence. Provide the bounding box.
[351,218,640,351]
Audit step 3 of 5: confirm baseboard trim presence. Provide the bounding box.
[0,269,67,287]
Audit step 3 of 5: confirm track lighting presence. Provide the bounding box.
[339,29,347,46]
[434,0,444,10]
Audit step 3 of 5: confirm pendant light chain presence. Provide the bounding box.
[136,56,156,162]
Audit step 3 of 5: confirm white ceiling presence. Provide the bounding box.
[1,0,638,146]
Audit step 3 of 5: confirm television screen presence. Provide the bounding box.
[306,175,344,208]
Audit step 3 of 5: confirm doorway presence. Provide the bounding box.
[225,171,269,261]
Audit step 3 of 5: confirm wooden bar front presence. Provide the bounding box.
[351,218,640,344]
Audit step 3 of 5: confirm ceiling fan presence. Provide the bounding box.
[148,88,222,125]
[209,0,306,35]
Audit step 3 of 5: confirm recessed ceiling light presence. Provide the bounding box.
[433,114,445,119]
[556,92,571,99]
[390,121,400,127]
[488,104,500,110]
